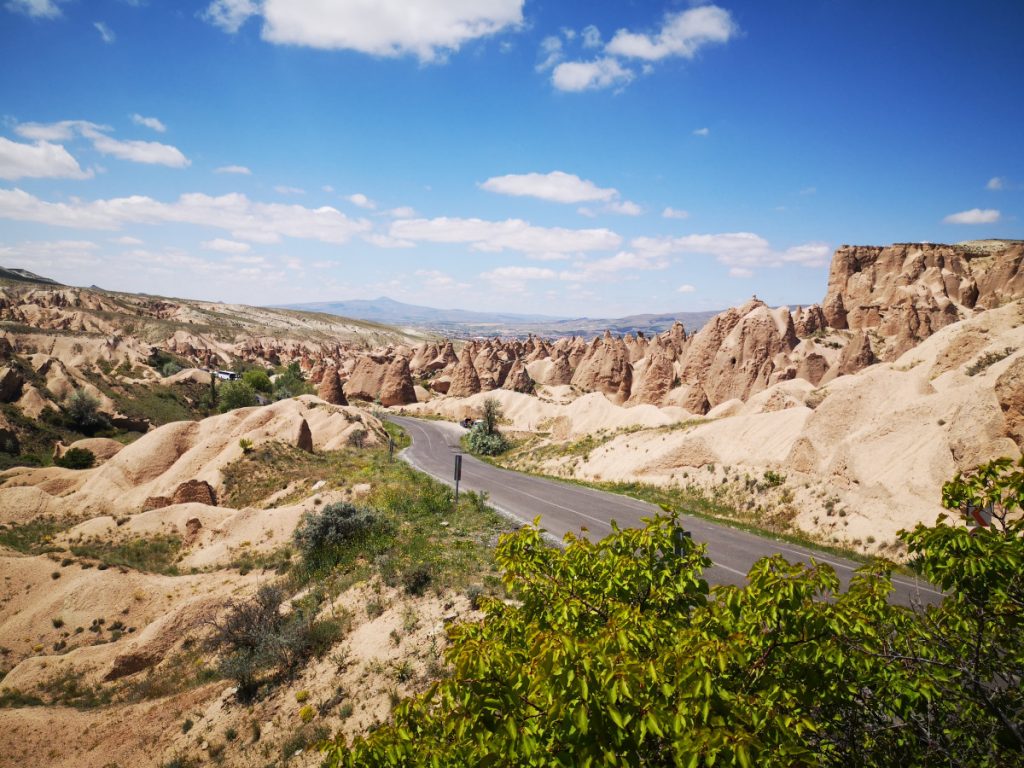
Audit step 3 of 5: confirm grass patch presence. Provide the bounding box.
[966,346,1016,376]
[0,518,67,554]
[70,534,182,574]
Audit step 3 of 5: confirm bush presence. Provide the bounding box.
[161,361,182,377]
[242,368,273,393]
[293,502,383,574]
[218,380,258,412]
[65,390,108,434]
[466,424,510,456]
[55,447,95,470]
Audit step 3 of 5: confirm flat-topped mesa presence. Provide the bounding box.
[821,240,1024,358]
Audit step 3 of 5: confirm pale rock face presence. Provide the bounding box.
[345,357,389,401]
[379,356,417,407]
[570,332,633,405]
[820,241,1024,359]
[821,331,878,384]
[544,352,574,386]
[629,353,675,406]
[995,354,1024,445]
[447,349,482,398]
[502,359,535,394]
[317,365,348,405]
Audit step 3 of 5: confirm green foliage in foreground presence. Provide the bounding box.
[325,458,1024,767]
[54,446,94,469]
[217,380,258,412]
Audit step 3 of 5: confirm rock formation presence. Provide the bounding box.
[447,349,482,398]
[172,479,217,506]
[317,365,348,405]
[570,332,632,404]
[379,357,417,407]
[502,359,535,393]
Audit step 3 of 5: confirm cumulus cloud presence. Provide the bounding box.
[387,206,416,218]
[131,114,166,133]
[89,132,189,167]
[205,0,524,63]
[943,208,1000,225]
[632,232,831,276]
[111,236,143,245]
[94,21,115,43]
[201,237,251,254]
[606,5,737,61]
[0,187,373,244]
[416,269,470,291]
[481,265,557,281]
[552,57,633,92]
[215,164,252,175]
[481,171,617,204]
[390,216,621,258]
[692,127,710,137]
[581,25,601,48]
[986,177,1005,191]
[5,0,65,18]
[605,199,642,216]
[15,119,189,167]
[662,207,689,219]
[536,35,562,71]
[0,240,100,272]
[0,137,93,180]
[677,283,696,293]
[346,192,376,209]
[201,0,258,33]
[274,185,305,195]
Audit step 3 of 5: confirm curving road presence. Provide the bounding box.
[387,415,941,607]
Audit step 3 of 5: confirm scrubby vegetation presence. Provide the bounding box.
[464,397,512,456]
[70,534,183,574]
[325,457,1024,768]
[54,446,95,469]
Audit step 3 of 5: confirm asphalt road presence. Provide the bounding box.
[387,415,942,607]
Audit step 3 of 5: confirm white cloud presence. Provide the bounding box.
[577,207,596,218]
[5,0,65,18]
[322,184,334,193]
[94,21,115,43]
[481,265,557,281]
[16,120,189,167]
[677,283,696,293]
[632,232,831,275]
[346,192,376,209]
[362,233,415,249]
[88,132,190,167]
[131,114,166,133]
[201,0,258,33]
[387,206,416,218]
[536,35,562,71]
[605,199,642,216]
[662,207,689,219]
[0,188,373,244]
[606,5,737,61]
[111,236,143,245]
[481,171,617,204]
[986,177,1005,191]
[560,250,669,282]
[206,0,524,63]
[202,237,251,254]
[274,185,305,195]
[215,164,251,175]
[943,208,1000,225]
[416,269,470,291]
[582,25,601,48]
[390,216,621,257]
[552,57,634,92]
[0,239,100,272]
[692,127,710,137]
[15,120,101,142]
[0,137,93,180]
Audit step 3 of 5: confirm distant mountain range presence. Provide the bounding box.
[279,297,721,338]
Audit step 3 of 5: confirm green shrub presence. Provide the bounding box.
[218,380,258,412]
[466,424,510,456]
[161,361,182,377]
[242,368,273,393]
[64,390,108,434]
[293,502,383,574]
[55,447,95,470]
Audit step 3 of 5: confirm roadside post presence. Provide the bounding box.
[454,454,462,511]
[388,435,395,462]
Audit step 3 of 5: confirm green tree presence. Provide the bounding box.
[481,396,502,435]
[65,389,108,434]
[241,368,272,393]
[323,458,1024,767]
[218,380,258,412]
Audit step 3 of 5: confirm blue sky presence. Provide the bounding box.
[0,0,1021,317]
